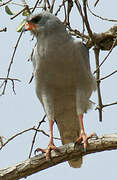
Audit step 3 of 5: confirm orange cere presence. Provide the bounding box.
[25,22,37,31]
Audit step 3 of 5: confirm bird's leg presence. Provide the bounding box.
[76,114,96,152]
[46,120,56,160]
[77,114,87,151]
[34,120,56,160]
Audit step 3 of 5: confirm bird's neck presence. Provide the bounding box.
[36,31,73,59]
[36,30,71,46]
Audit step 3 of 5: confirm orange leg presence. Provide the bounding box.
[76,114,96,152]
[35,120,56,160]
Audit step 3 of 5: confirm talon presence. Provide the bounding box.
[34,143,56,160]
[34,120,57,160]
[88,132,98,139]
[84,147,87,153]
[75,132,96,151]
[46,143,56,160]
[77,114,97,152]
[34,147,46,155]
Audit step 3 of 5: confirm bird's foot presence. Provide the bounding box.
[34,143,56,160]
[75,132,97,152]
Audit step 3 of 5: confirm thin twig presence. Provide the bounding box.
[29,73,34,84]
[0,81,5,89]
[11,79,16,94]
[0,136,6,147]
[0,77,21,94]
[55,0,67,16]
[46,0,51,9]
[50,0,55,13]
[32,0,40,13]
[42,0,46,10]
[99,70,117,81]
[94,46,103,121]
[66,0,73,25]
[0,125,60,150]
[63,1,67,24]
[74,0,86,41]
[99,36,117,65]
[67,25,89,39]
[82,0,94,43]
[94,0,99,7]
[1,32,23,95]
[87,3,117,22]
[21,0,31,14]
[0,127,34,150]
[94,36,117,74]
[0,77,21,82]
[0,0,12,7]
[10,6,29,20]
[28,115,46,158]
[103,101,117,108]
[28,42,37,61]
[33,128,61,140]
[0,27,7,32]
[74,0,84,22]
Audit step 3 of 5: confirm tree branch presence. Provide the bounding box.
[0,27,7,32]
[1,133,117,180]
[94,47,103,121]
[1,32,23,95]
[87,2,117,22]
[86,25,117,50]
[28,115,46,158]
[0,0,12,7]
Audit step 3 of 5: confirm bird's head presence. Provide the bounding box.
[25,11,65,37]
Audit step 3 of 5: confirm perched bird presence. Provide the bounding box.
[25,11,96,168]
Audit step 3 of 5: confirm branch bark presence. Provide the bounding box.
[0,133,117,180]
[86,25,117,50]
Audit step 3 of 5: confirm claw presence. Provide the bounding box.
[34,147,47,155]
[84,147,87,153]
[75,132,96,151]
[46,144,56,160]
[34,143,56,160]
[77,114,97,151]
[89,133,98,139]
[34,120,57,160]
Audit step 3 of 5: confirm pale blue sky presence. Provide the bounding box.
[0,0,117,179]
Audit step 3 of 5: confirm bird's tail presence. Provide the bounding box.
[55,108,82,168]
[68,158,82,168]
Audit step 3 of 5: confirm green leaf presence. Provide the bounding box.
[16,19,26,32]
[0,0,2,2]
[22,10,30,16]
[5,5,14,15]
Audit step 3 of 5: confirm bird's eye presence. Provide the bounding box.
[31,15,42,24]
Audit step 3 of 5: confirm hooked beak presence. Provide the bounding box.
[24,22,37,31]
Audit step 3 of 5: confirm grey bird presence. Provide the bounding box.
[25,11,96,168]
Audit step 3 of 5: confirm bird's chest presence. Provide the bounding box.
[34,40,82,90]
[36,53,76,86]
